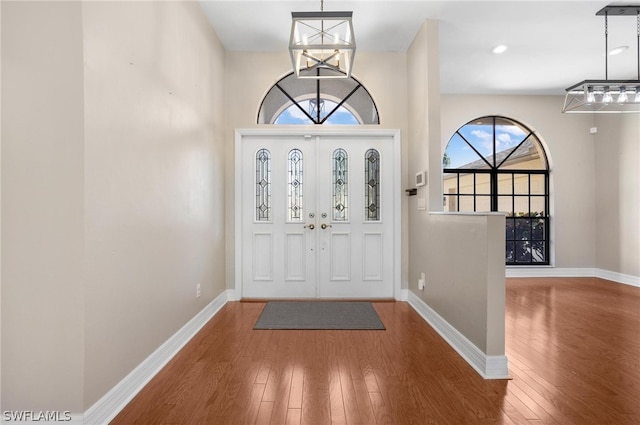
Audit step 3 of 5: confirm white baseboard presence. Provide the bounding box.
[506,267,595,278]
[506,267,639,288]
[407,291,509,380]
[83,290,230,425]
[594,269,640,288]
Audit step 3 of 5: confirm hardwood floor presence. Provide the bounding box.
[111,278,640,424]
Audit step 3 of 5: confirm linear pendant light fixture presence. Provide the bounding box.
[289,0,356,79]
[563,5,640,113]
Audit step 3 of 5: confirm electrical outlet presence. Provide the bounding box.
[196,283,201,298]
[418,272,426,290]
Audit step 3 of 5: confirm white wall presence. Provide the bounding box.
[2,1,85,412]
[1,0,227,413]
[224,51,410,292]
[594,113,640,278]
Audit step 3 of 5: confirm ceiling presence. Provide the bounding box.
[198,1,640,95]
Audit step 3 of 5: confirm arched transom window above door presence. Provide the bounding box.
[257,70,379,125]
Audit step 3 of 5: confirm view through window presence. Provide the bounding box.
[443,116,550,265]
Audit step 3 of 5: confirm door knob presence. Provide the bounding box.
[321,223,332,229]
[304,224,315,230]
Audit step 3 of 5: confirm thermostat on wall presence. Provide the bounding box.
[416,171,427,187]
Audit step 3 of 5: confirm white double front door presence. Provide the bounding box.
[238,131,397,299]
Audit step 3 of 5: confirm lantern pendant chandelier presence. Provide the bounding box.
[563,5,640,113]
[289,0,356,79]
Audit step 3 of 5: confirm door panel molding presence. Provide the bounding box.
[330,232,351,281]
[362,232,383,281]
[285,232,306,281]
[252,233,273,280]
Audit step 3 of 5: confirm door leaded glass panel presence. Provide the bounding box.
[255,148,271,221]
[332,149,349,221]
[364,149,380,221]
[287,149,304,221]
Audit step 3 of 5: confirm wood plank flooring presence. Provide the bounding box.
[111,277,640,424]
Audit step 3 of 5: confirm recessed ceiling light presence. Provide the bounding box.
[492,44,508,54]
[609,45,628,55]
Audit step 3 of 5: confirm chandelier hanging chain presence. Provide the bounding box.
[605,10,640,80]
[605,12,609,80]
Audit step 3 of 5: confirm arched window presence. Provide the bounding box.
[258,70,379,125]
[443,116,550,265]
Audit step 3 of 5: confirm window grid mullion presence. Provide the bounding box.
[473,173,477,211]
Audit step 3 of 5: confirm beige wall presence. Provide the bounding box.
[1,0,227,412]
[82,1,226,408]
[405,21,506,356]
[224,50,410,292]
[424,213,506,354]
[2,1,85,411]
[594,114,640,277]
[1,0,3,412]
[406,20,444,294]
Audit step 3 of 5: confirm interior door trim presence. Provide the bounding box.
[234,128,402,300]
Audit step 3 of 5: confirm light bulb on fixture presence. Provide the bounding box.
[618,87,628,103]
[586,87,596,103]
[602,88,613,103]
[635,89,640,102]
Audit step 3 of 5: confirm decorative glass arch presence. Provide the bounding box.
[258,70,379,125]
[443,116,551,265]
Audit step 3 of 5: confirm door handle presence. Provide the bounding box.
[304,224,315,230]
[320,223,332,230]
